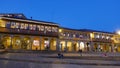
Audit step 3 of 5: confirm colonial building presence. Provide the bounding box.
[59,27,90,52]
[0,13,119,52]
[80,29,114,52]
[0,13,59,51]
[112,34,120,52]
[59,28,114,52]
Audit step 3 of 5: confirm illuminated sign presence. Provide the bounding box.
[6,21,58,32]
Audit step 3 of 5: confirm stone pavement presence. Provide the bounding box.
[0,52,120,66]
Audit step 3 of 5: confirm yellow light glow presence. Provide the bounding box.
[33,40,39,46]
[0,20,6,27]
[59,29,62,32]
[80,42,84,49]
[90,33,94,38]
[117,31,120,35]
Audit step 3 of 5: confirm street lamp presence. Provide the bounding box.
[117,30,120,35]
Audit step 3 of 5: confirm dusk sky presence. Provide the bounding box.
[0,0,120,32]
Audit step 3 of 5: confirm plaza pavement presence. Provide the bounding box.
[0,51,120,66]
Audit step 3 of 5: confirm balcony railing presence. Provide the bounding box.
[92,38,113,43]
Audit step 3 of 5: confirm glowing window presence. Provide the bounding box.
[47,26,52,32]
[20,23,25,29]
[73,34,76,37]
[0,20,6,27]
[37,25,41,31]
[24,24,28,29]
[40,25,44,31]
[29,24,33,30]
[44,40,49,47]
[10,22,16,28]
[32,25,36,30]
[52,27,58,32]
[15,23,20,28]
[80,42,84,49]
[33,40,39,46]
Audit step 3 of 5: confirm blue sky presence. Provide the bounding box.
[0,0,120,32]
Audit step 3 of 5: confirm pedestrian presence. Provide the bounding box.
[102,52,107,57]
[58,52,64,59]
[78,49,82,56]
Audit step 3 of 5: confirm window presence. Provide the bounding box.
[0,20,6,27]
[32,25,36,30]
[70,34,73,38]
[45,26,49,32]
[67,34,70,37]
[40,25,44,31]
[63,33,66,36]
[24,24,28,29]
[52,27,58,32]
[20,23,25,29]
[36,25,41,31]
[10,22,16,28]
[29,24,33,30]
[102,35,105,38]
[15,23,20,28]
[47,26,52,32]
[94,34,100,38]
[79,34,83,38]
[97,35,100,38]
[106,36,110,39]
[6,21,11,28]
[76,34,79,38]
[73,34,76,37]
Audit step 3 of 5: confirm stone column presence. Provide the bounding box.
[0,34,3,43]
[111,43,115,52]
[56,38,60,51]
[0,34,3,48]
[20,36,24,49]
[48,37,51,50]
[39,37,42,51]
[89,42,92,52]
[109,43,112,52]
[78,41,80,50]
[30,36,33,50]
[90,42,94,52]
[83,42,86,52]
[98,43,101,52]
[10,35,13,49]
[65,40,67,52]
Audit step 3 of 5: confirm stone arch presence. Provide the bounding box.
[21,36,31,50]
[2,35,11,49]
[12,35,21,49]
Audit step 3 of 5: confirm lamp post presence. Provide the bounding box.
[117,30,120,35]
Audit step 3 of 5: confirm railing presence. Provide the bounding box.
[92,38,113,43]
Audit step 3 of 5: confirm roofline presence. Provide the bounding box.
[79,29,114,34]
[60,26,80,31]
[60,27,114,34]
[0,17,59,26]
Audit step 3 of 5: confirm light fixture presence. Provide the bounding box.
[117,30,120,35]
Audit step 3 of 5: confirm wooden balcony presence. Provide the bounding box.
[92,38,113,43]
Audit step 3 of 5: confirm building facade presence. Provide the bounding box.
[112,34,120,52]
[0,13,120,52]
[59,28,91,52]
[59,28,115,52]
[88,31,114,52]
[0,14,59,51]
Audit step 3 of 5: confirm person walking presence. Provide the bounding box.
[58,52,64,59]
[78,49,82,56]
